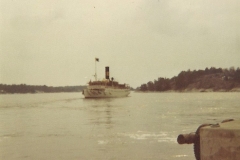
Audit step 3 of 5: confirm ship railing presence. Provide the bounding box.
[88,85,105,89]
[88,83,130,90]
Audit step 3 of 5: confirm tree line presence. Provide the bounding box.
[0,84,86,94]
[138,67,240,92]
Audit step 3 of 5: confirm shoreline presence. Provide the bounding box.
[1,88,240,94]
[135,88,240,93]
[0,91,82,95]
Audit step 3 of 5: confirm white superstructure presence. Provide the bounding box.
[82,80,130,98]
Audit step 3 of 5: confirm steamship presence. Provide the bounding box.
[82,59,130,98]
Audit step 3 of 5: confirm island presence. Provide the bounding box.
[0,84,86,94]
[137,67,240,92]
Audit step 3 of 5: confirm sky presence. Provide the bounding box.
[0,0,240,88]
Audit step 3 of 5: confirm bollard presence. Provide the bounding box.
[177,119,240,160]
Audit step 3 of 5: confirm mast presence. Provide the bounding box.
[95,58,99,81]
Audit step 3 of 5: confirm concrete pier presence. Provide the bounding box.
[200,120,240,160]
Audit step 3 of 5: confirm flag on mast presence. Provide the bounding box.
[95,58,99,62]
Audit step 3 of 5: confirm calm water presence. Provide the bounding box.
[0,92,239,160]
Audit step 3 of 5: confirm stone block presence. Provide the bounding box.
[200,120,240,160]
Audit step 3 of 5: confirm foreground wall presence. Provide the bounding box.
[200,120,240,160]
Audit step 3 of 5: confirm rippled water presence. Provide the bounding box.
[0,92,239,160]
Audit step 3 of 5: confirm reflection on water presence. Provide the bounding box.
[83,98,114,129]
[0,92,239,160]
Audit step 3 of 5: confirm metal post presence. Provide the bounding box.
[95,59,97,81]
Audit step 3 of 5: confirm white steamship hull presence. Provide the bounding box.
[83,87,130,98]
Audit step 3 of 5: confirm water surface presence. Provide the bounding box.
[0,92,239,160]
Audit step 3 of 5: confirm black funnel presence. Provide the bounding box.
[105,67,109,79]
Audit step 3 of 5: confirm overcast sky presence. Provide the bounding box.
[1,0,239,88]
